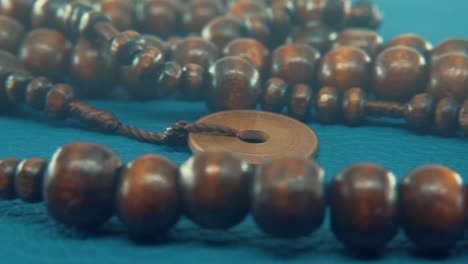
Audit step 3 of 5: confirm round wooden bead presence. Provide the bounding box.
[261,77,288,113]
[316,86,341,124]
[206,56,261,112]
[434,97,460,136]
[270,43,320,87]
[179,150,253,229]
[157,61,182,97]
[143,34,169,58]
[342,87,366,126]
[180,63,207,101]
[291,0,350,28]
[288,83,313,121]
[223,38,269,78]
[181,1,221,34]
[404,93,435,132]
[19,29,72,80]
[289,21,337,54]
[459,100,468,137]
[333,28,383,57]
[226,0,268,20]
[5,71,33,103]
[399,165,465,250]
[171,37,220,70]
[372,46,428,102]
[202,17,245,49]
[116,154,180,238]
[427,53,468,102]
[345,0,382,29]
[0,158,19,199]
[0,0,34,25]
[385,34,433,58]
[45,84,76,120]
[252,155,325,238]
[244,15,271,44]
[318,46,371,92]
[331,163,398,250]
[26,77,53,111]
[0,15,24,53]
[15,158,47,203]
[431,38,468,63]
[70,38,116,99]
[138,0,181,37]
[44,142,123,229]
[96,0,135,31]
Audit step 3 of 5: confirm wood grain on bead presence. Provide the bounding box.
[252,155,325,238]
[292,0,350,28]
[15,158,47,203]
[373,46,428,102]
[202,17,245,49]
[342,87,366,126]
[0,15,25,53]
[331,163,398,250]
[261,77,288,113]
[179,150,252,229]
[223,38,270,78]
[289,21,337,54]
[288,83,313,121]
[430,38,468,63]
[180,63,207,100]
[427,53,468,102]
[0,158,19,199]
[333,28,383,57]
[345,0,382,29]
[45,84,76,120]
[385,34,433,58]
[399,165,466,250]
[44,142,123,229]
[206,56,261,111]
[316,86,341,124]
[138,0,181,37]
[171,37,220,70]
[405,93,435,132]
[116,154,180,238]
[434,97,460,136]
[318,46,371,92]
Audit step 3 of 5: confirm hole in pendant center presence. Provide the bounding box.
[237,130,270,144]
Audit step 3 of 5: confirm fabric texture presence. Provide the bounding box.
[0,0,467,263]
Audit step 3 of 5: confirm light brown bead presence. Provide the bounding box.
[0,15,25,53]
[342,87,366,125]
[405,93,435,132]
[385,34,433,58]
[261,77,288,113]
[0,158,19,199]
[202,17,245,49]
[434,97,460,136]
[333,28,383,57]
[288,84,313,121]
[223,38,270,78]
[316,86,341,124]
[427,53,468,102]
[15,158,47,203]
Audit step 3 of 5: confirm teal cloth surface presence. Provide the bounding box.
[0,0,467,263]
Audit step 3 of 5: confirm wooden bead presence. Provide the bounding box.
[345,0,382,29]
[261,77,288,112]
[45,84,76,120]
[342,87,366,126]
[226,0,268,20]
[0,0,34,25]
[318,46,371,92]
[288,83,313,121]
[172,37,220,70]
[181,1,221,34]
[116,154,180,239]
[44,142,123,229]
[138,0,181,37]
[206,56,261,111]
[15,158,47,203]
[316,86,341,124]
[372,46,428,102]
[431,38,468,63]
[202,17,245,49]
[0,15,25,53]
[385,34,433,58]
[157,62,182,97]
[331,163,398,250]
[267,3,292,46]
[97,0,136,31]
[333,28,383,57]
[405,93,435,132]
[434,97,460,136]
[143,35,169,58]
[459,100,468,137]
[399,165,465,250]
[0,158,19,199]
[252,156,325,238]
[179,150,253,229]
[70,38,116,99]
[223,38,269,78]
[26,77,53,110]
[5,71,33,103]
[270,43,320,87]
[289,21,338,54]
[292,0,350,28]
[427,53,468,102]
[110,31,146,65]
[180,63,207,101]
[19,29,72,80]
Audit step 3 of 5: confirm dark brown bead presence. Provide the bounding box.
[171,37,220,70]
[206,56,261,111]
[143,34,169,58]
[252,155,325,238]
[226,0,268,20]
[26,77,53,110]
[223,38,269,78]
[333,28,383,57]
[19,29,72,80]
[385,34,433,58]
[372,46,428,102]
[44,142,123,229]
[399,165,465,250]
[70,38,116,99]
[345,0,382,29]
[5,71,33,103]
[459,100,468,137]
[31,0,71,28]
[110,31,146,65]
[180,63,207,101]
[97,0,135,31]
[181,1,221,34]
[289,21,337,54]
[427,53,468,102]
[270,43,320,87]
[261,77,288,112]
[318,46,371,92]
[157,61,182,97]
[342,87,366,125]
[267,3,292,46]
[45,84,76,120]
[405,93,435,132]
[179,150,252,229]
[288,83,313,121]
[291,0,350,28]
[434,97,460,136]
[0,158,19,199]
[0,0,34,25]
[0,15,24,53]
[331,163,398,250]
[316,86,341,124]
[116,154,180,238]
[15,158,47,203]
[244,15,271,45]
[431,38,468,63]
[138,0,181,37]
[202,17,245,49]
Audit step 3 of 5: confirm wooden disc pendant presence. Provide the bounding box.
[188,110,318,165]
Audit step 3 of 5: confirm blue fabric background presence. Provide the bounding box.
[0,0,468,263]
